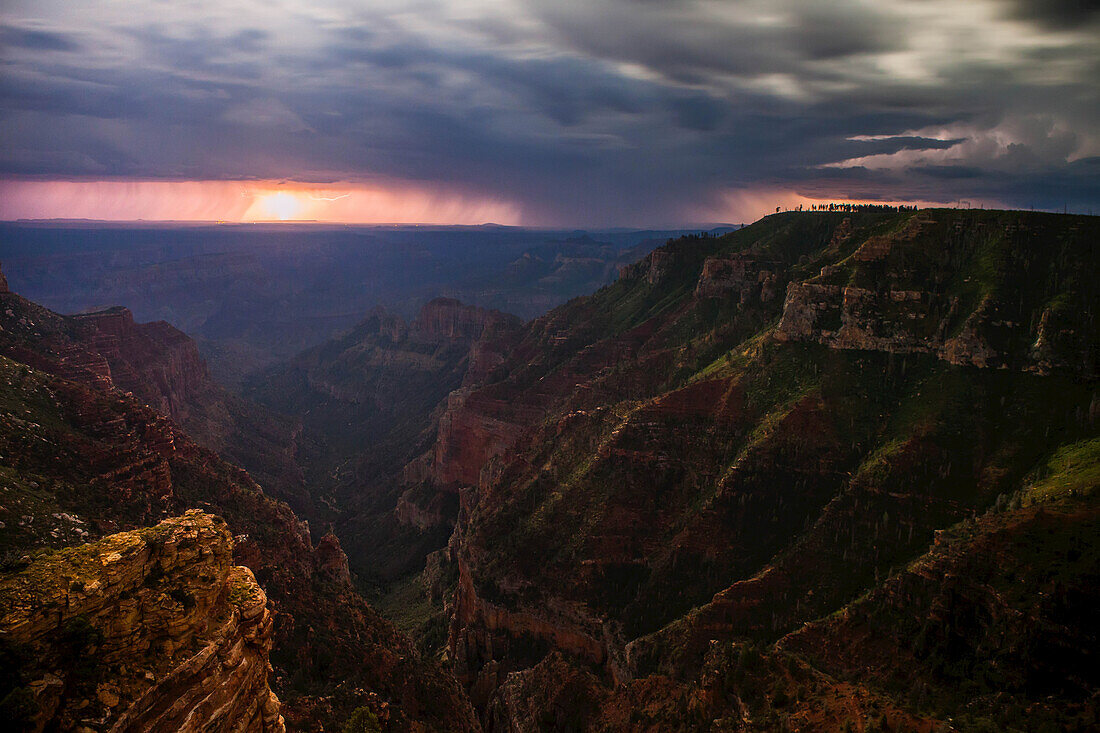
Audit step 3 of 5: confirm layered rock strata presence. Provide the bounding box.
[0,510,285,733]
[0,286,308,512]
[0,300,480,731]
[414,210,1097,729]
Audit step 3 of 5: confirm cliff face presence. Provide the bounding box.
[0,293,208,424]
[0,326,478,730]
[68,306,209,420]
[5,212,1093,731]
[780,439,1100,730]
[254,298,519,423]
[414,297,520,340]
[693,253,781,302]
[0,223,681,388]
[773,213,1096,375]
[0,511,284,733]
[0,288,309,513]
[410,210,1097,730]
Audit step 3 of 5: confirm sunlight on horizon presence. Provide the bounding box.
[0,179,983,227]
[0,180,525,226]
[256,191,304,221]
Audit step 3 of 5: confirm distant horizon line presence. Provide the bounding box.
[1,206,1095,230]
[0,217,747,231]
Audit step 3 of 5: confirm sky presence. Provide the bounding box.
[0,0,1097,226]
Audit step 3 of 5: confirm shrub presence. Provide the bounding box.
[0,687,37,731]
[343,706,381,733]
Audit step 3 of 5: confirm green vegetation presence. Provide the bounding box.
[342,706,382,733]
[1025,438,1100,502]
[0,636,35,732]
[441,210,1098,729]
[2,209,1096,730]
[369,573,449,657]
[59,615,105,683]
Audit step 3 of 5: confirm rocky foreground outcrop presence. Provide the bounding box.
[0,510,284,733]
[0,307,479,731]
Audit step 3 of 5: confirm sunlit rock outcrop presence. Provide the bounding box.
[0,510,285,733]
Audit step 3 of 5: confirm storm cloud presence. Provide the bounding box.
[1,0,1097,224]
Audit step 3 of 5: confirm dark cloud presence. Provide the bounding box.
[1003,0,1100,29]
[791,5,904,60]
[0,24,82,53]
[668,93,726,131]
[0,1,1097,223]
[907,165,984,180]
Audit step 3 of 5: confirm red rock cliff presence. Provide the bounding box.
[413,297,521,340]
[0,511,285,733]
[70,306,210,422]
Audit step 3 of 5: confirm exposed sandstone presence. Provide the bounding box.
[0,282,309,515]
[0,295,208,424]
[774,282,843,342]
[312,531,352,584]
[449,558,612,711]
[778,280,1009,369]
[0,307,479,732]
[484,652,606,732]
[68,306,209,421]
[413,297,521,341]
[395,486,457,531]
[780,489,1100,728]
[618,248,684,285]
[772,212,1095,376]
[0,510,284,733]
[428,389,535,491]
[693,254,780,302]
[824,216,854,253]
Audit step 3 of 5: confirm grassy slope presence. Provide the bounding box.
[444,210,1097,729]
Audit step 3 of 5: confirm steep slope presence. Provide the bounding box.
[409,210,1097,728]
[0,286,309,512]
[780,438,1100,731]
[248,297,521,581]
[0,281,480,730]
[0,511,284,733]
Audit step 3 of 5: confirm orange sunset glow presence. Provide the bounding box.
[0,180,524,225]
[0,180,969,227]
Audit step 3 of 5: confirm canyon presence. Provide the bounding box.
[245,296,522,582]
[0,208,1096,732]
[0,273,478,731]
[389,209,1096,730]
[1,511,285,732]
[0,224,697,387]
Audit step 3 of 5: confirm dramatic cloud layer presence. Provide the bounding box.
[1,0,1097,224]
